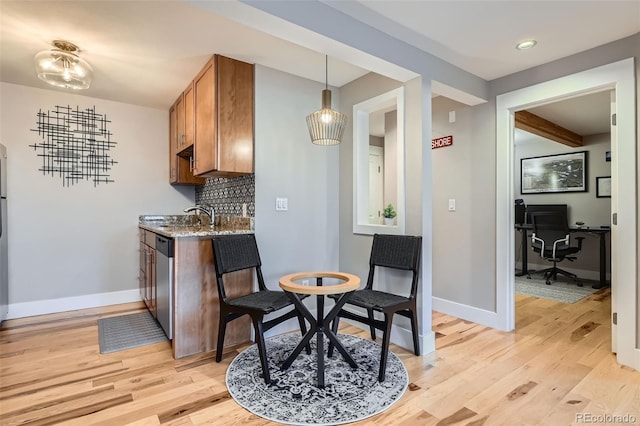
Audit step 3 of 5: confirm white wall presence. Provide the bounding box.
[514,133,612,278]
[0,82,193,318]
[253,65,340,332]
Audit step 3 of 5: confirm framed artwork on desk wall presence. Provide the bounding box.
[521,151,588,194]
[596,176,611,198]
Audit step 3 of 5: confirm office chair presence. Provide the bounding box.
[211,234,309,384]
[529,212,584,287]
[328,233,422,382]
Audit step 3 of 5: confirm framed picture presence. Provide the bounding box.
[521,151,588,194]
[596,176,611,198]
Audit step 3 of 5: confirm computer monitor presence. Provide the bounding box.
[525,204,568,225]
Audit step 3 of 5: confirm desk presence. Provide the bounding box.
[279,271,360,388]
[515,224,610,289]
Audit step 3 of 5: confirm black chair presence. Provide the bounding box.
[529,212,584,286]
[211,234,308,384]
[329,233,422,382]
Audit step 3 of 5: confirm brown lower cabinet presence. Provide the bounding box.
[171,236,252,359]
[139,230,156,317]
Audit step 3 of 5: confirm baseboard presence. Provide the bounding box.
[432,296,501,329]
[6,290,141,320]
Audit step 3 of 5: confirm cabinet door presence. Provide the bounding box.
[176,93,185,150]
[169,104,178,184]
[193,57,217,176]
[183,83,195,149]
[217,55,254,175]
[139,240,147,299]
[169,95,205,185]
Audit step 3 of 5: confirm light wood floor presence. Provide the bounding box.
[1,288,639,425]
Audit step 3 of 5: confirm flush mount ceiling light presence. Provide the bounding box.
[34,40,93,90]
[516,39,537,50]
[306,55,347,145]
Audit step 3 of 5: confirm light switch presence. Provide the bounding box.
[449,111,456,123]
[448,199,456,211]
[275,197,288,211]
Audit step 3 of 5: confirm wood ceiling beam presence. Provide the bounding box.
[515,110,583,147]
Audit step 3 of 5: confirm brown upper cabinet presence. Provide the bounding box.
[193,55,254,177]
[169,92,205,185]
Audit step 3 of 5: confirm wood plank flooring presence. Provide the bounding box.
[1,288,639,425]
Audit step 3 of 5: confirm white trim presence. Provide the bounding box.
[6,289,141,320]
[432,297,501,329]
[496,58,638,370]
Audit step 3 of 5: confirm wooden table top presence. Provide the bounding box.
[279,271,360,295]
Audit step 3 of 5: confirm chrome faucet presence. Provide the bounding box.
[183,205,214,225]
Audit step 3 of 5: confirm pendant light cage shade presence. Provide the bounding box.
[34,40,93,90]
[306,90,347,145]
[306,56,346,145]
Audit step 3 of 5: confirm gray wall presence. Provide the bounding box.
[254,65,340,329]
[431,96,496,309]
[0,82,193,317]
[338,73,426,349]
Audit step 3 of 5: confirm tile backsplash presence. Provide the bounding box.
[195,174,255,217]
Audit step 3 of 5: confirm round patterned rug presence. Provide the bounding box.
[226,333,408,425]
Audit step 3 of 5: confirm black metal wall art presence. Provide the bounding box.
[30,105,118,187]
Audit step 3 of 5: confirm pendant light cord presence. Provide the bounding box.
[325,55,328,91]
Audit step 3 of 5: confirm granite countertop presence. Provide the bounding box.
[139,214,254,238]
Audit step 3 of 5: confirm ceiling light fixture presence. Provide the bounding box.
[34,40,93,90]
[516,39,537,50]
[306,55,346,145]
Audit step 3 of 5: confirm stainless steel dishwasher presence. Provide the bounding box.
[155,235,173,339]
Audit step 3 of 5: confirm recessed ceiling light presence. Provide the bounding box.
[516,39,537,50]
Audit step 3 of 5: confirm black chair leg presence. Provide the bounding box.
[378,314,394,382]
[252,318,271,385]
[367,308,376,340]
[409,310,420,356]
[215,313,228,362]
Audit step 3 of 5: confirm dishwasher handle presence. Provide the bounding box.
[156,235,174,258]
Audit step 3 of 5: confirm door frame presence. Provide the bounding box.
[495,58,639,370]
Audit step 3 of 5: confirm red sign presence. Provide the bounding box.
[432,135,453,149]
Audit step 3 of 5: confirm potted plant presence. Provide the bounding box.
[382,203,397,225]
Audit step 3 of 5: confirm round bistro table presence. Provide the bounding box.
[279,271,361,388]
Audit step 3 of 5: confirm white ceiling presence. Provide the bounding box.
[1,0,638,136]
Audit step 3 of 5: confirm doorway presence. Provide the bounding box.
[495,58,639,370]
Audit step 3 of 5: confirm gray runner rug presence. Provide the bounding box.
[515,275,599,303]
[98,311,168,354]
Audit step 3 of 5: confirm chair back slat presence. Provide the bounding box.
[212,234,262,275]
[369,234,422,271]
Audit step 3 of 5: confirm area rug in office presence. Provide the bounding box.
[515,276,599,303]
[226,333,408,426]
[98,311,168,354]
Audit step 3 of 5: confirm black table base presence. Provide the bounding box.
[281,279,357,388]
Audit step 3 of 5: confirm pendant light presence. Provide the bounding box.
[306,55,346,145]
[34,40,93,90]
